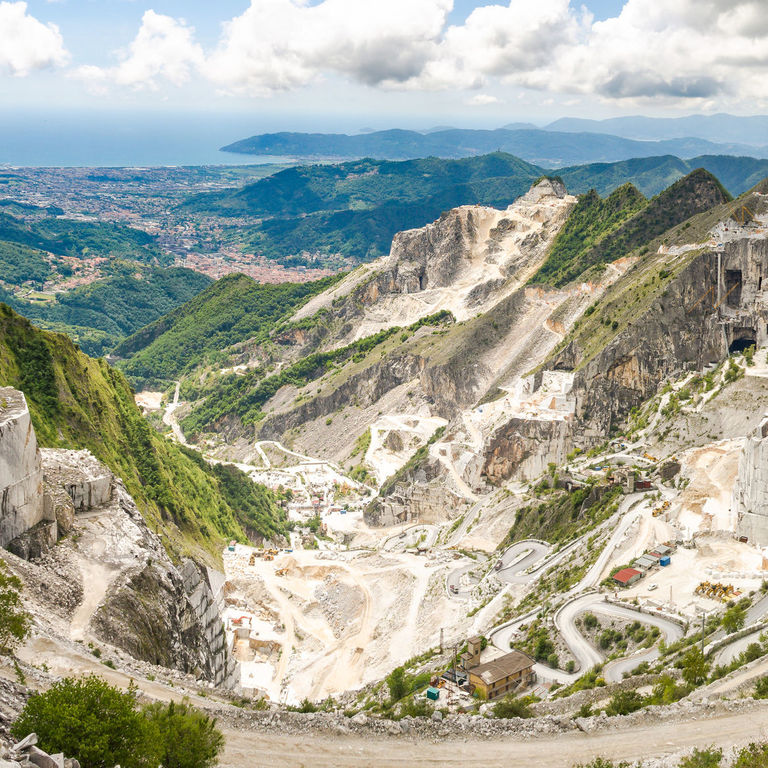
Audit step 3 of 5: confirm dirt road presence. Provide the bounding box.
[218,705,768,768]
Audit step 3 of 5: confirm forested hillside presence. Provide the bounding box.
[0,304,287,562]
[531,169,731,287]
[1,265,211,356]
[115,272,341,386]
[182,152,768,268]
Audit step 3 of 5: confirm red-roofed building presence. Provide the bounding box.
[612,567,642,587]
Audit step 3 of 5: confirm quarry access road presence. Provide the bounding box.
[494,539,550,584]
[217,703,768,768]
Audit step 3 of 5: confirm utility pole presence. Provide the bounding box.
[700,610,708,654]
[440,627,444,654]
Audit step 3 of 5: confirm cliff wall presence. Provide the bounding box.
[0,388,51,552]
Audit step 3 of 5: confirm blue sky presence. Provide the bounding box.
[0,1,762,129]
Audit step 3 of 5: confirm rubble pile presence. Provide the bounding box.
[1,733,80,768]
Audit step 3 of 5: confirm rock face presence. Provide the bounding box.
[483,416,573,485]
[93,555,237,688]
[733,414,768,546]
[0,388,53,554]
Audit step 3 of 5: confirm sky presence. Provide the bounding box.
[0,0,765,130]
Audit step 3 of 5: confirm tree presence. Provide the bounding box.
[0,560,30,654]
[681,647,711,686]
[605,690,644,716]
[722,604,748,634]
[142,699,224,768]
[386,666,408,702]
[11,677,160,768]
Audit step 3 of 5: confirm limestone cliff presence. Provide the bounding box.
[0,388,54,556]
[734,415,768,547]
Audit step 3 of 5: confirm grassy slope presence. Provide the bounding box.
[180,311,455,438]
[0,304,286,564]
[531,169,731,288]
[529,184,646,287]
[114,273,341,386]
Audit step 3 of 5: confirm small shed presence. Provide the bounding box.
[659,555,671,567]
[613,567,642,587]
[634,555,658,571]
[426,687,440,701]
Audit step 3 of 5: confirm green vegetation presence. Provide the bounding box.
[531,169,729,287]
[179,449,288,542]
[502,484,623,546]
[385,665,432,703]
[492,695,535,719]
[0,560,30,654]
[4,264,211,357]
[141,699,225,768]
[0,304,281,561]
[0,240,52,285]
[12,677,223,768]
[530,184,645,286]
[116,272,341,386]
[0,207,162,263]
[182,311,453,437]
[722,600,749,633]
[379,425,447,496]
[182,150,762,269]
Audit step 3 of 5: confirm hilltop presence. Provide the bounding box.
[221,126,767,165]
[183,153,768,269]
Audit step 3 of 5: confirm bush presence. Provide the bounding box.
[142,699,224,768]
[605,690,644,716]
[386,666,409,702]
[11,678,224,768]
[754,676,768,699]
[492,696,534,719]
[0,560,30,655]
[681,647,710,686]
[733,743,768,767]
[679,748,723,768]
[11,676,159,768]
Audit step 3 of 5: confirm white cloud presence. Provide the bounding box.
[0,1,68,76]
[74,10,203,91]
[468,93,500,105]
[534,0,768,106]
[67,0,768,109]
[205,0,452,95]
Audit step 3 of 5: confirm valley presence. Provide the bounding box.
[7,157,768,766]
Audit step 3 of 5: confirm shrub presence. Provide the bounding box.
[0,560,30,655]
[681,647,710,686]
[142,699,224,768]
[733,743,768,767]
[754,676,768,699]
[11,677,159,768]
[722,604,747,634]
[492,696,534,719]
[605,690,644,716]
[386,666,409,702]
[679,747,723,768]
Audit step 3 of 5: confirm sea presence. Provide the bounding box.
[0,110,297,168]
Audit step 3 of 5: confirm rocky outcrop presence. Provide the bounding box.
[483,417,574,485]
[733,414,768,546]
[84,482,238,689]
[0,389,54,556]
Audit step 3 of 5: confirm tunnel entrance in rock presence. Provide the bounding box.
[729,329,756,354]
[725,269,743,307]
